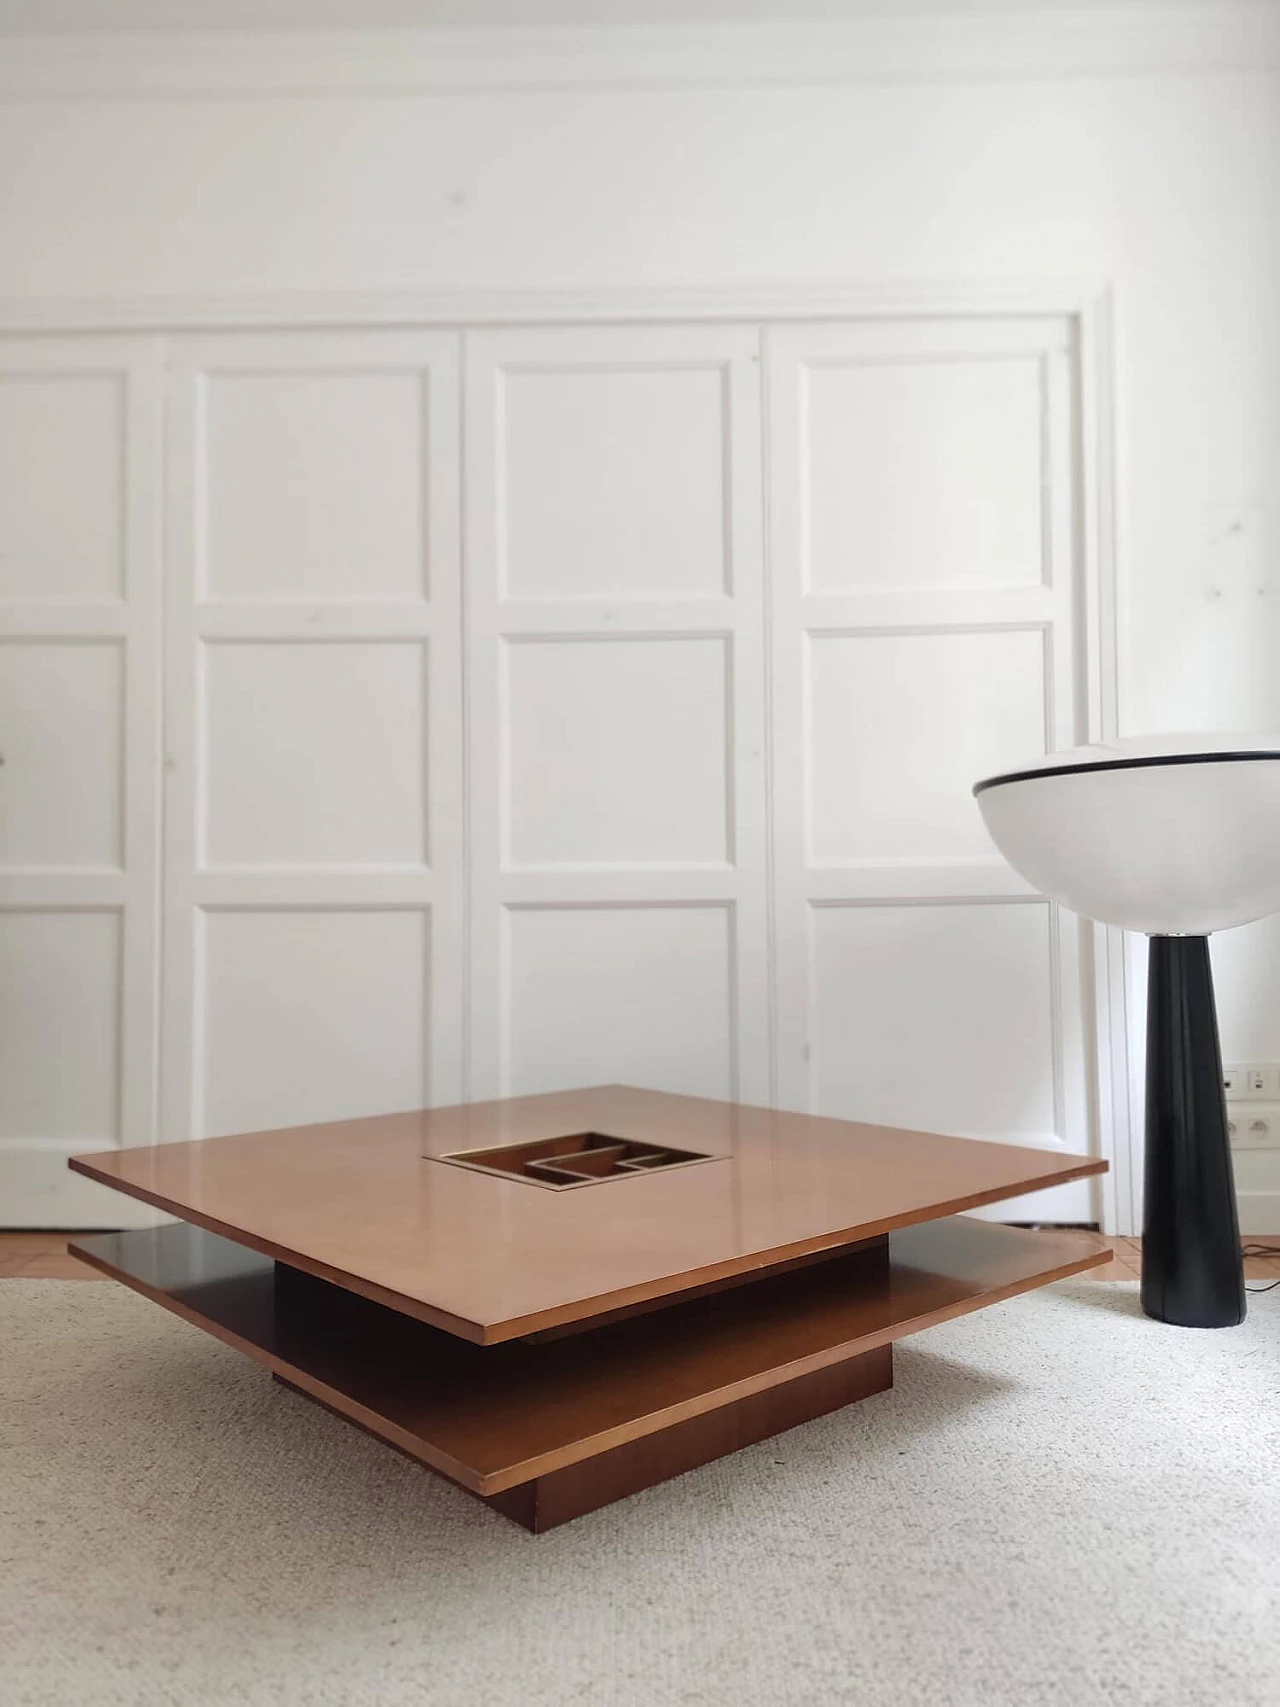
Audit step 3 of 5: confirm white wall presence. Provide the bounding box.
[1,8,1278,1229]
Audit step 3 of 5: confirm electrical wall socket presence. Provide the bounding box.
[1223,1063,1280,1099]
[1226,1103,1280,1149]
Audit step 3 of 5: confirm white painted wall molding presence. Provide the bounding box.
[1075,285,1133,1234]
[0,278,1112,335]
[1,8,1278,99]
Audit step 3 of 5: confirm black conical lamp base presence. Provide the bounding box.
[1141,936,1246,1328]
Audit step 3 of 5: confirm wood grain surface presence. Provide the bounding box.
[69,1085,1107,1342]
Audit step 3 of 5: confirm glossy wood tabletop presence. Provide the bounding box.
[71,1085,1107,1343]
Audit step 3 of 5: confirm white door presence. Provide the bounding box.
[1,308,1108,1227]
[766,314,1095,1222]
[463,324,771,1107]
[0,336,162,1225]
[159,329,464,1143]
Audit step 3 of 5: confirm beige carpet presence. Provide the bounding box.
[2,1278,1278,1707]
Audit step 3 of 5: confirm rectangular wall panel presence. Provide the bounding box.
[810,901,1058,1143]
[0,369,125,604]
[0,909,120,1142]
[465,324,770,1105]
[201,640,428,870]
[503,905,735,1101]
[201,369,428,603]
[802,353,1047,593]
[500,363,730,601]
[0,640,124,870]
[503,636,731,868]
[806,629,1048,863]
[198,908,430,1138]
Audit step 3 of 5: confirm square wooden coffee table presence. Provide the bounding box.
[70,1086,1108,1531]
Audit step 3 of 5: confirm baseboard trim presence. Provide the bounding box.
[0,1142,164,1230]
[1237,1189,1280,1238]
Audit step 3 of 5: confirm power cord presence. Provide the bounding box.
[1242,1244,1280,1294]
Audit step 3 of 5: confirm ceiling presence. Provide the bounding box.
[0,0,1218,37]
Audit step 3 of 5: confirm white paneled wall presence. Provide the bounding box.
[767,316,1090,1218]
[0,336,161,1224]
[160,331,463,1150]
[463,324,771,1108]
[0,307,1105,1225]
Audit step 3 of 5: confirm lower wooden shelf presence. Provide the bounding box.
[72,1217,1106,1529]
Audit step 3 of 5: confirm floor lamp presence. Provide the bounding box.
[974,735,1280,1328]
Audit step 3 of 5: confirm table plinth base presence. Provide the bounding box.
[482,1348,894,1531]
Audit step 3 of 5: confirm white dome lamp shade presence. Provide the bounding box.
[974,734,1280,1329]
